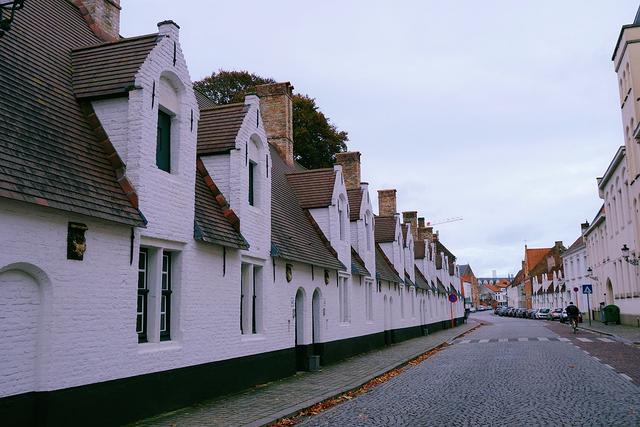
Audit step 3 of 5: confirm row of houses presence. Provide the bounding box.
[498,8,640,325]
[0,1,468,426]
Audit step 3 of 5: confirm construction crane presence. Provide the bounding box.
[426,217,463,227]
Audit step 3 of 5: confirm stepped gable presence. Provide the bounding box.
[197,102,251,155]
[286,168,336,209]
[375,244,402,283]
[0,0,144,226]
[346,188,363,221]
[70,33,162,99]
[270,146,345,271]
[194,160,248,249]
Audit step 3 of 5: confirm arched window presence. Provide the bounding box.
[365,212,372,251]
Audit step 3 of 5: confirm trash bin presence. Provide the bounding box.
[602,305,621,325]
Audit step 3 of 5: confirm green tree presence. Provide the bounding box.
[194,70,348,169]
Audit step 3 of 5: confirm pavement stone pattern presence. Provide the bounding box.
[300,312,640,427]
[545,320,640,384]
[456,336,618,344]
[572,318,640,344]
[132,322,477,427]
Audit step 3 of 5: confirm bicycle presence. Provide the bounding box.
[569,316,578,334]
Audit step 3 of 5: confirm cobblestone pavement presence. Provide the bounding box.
[300,312,640,427]
[133,322,477,427]
[545,320,640,383]
[565,317,640,344]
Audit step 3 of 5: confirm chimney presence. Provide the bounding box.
[157,20,180,40]
[555,241,563,248]
[378,189,397,217]
[402,211,418,239]
[581,221,589,233]
[335,152,361,190]
[256,82,294,166]
[418,217,425,228]
[75,0,121,42]
[418,226,433,242]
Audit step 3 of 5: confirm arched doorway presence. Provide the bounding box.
[0,268,42,396]
[312,288,321,345]
[605,279,614,305]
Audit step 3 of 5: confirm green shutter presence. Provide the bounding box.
[156,111,171,172]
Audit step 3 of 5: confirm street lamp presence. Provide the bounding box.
[621,244,639,266]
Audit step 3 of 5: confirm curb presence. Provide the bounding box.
[262,322,481,427]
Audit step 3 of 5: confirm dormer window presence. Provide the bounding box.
[248,160,256,206]
[156,110,171,172]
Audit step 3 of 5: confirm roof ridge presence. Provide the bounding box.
[71,32,161,53]
[200,102,248,112]
[286,168,335,176]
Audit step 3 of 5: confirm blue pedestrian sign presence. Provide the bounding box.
[582,284,593,294]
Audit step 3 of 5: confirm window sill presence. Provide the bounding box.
[241,333,266,342]
[137,340,182,354]
[338,322,351,327]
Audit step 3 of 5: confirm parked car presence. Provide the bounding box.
[517,308,527,318]
[509,307,517,317]
[550,308,563,321]
[536,308,551,319]
[527,309,537,319]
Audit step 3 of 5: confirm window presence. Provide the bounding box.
[365,214,372,251]
[248,161,256,206]
[160,252,172,341]
[366,281,373,321]
[338,199,346,241]
[338,277,350,323]
[156,110,171,172]
[137,248,149,342]
[241,264,262,334]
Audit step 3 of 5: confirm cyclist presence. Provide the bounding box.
[566,302,580,332]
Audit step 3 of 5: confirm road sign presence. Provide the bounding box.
[573,287,579,293]
[448,293,458,303]
[582,284,593,294]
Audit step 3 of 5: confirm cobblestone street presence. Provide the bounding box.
[300,311,640,426]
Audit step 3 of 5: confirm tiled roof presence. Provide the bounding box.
[71,33,162,99]
[346,188,363,221]
[436,277,448,294]
[565,236,585,254]
[414,267,430,291]
[414,240,426,259]
[375,244,402,283]
[458,264,473,277]
[270,146,345,271]
[286,169,336,209]
[0,0,144,227]
[194,160,248,249]
[401,225,408,246]
[526,247,551,271]
[197,103,250,155]
[374,216,397,243]
[194,89,218,110]
[351,247,370,277]
[436,240,456,263]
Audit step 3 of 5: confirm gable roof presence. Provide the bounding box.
[194,89,218,110]
[436,240,456,263]
[70,33,162,99]
[404,271,415,287]
[375,244,402,283]
[0,0,144,227]
[197,103,250,155]
[526,247,552,271]
[270,146,345,271]
[193,160,248,249]
[375,216,397,243]
[458,264,474,277]
[564,236,585,255]
[436,277,448,294]
[286,169,336,209]
[351,247,370,277]
[346,188,363,221]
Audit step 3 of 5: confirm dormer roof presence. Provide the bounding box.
[346,188,364,221]
[351,247,370,277]
[70,33,163,99]
[0,0,144,227]
[414,267,430,291]
[374,216,397,243]
[197,102,251,155]
[375,244,402,283]
[286,168,337,209]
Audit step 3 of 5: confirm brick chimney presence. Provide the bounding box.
[418,217,425,228]
[581,221,589,232]
[256,82,294,166]
[335,151,361,190]
[75,0,121,42]
[378,189,397,217]
[417,226,432,242]
[402,211,418,239]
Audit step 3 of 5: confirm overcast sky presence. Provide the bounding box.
[122,1,638,277]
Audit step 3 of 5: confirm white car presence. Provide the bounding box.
[535,308,551,320]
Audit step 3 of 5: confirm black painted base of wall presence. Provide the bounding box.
[1,317,468,427]
[0,347,296,427]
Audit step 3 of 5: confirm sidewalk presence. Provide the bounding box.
[576,317,640,344]
[132,321,478,427]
